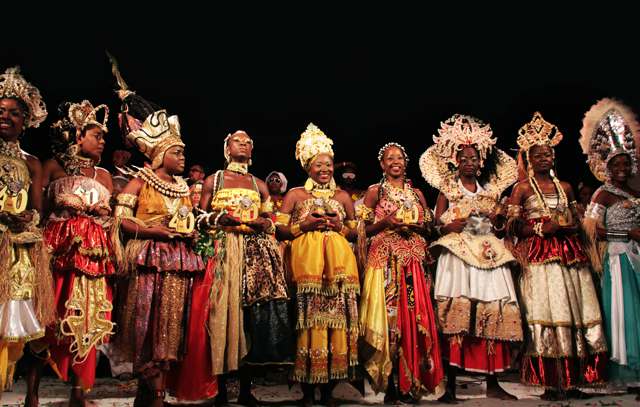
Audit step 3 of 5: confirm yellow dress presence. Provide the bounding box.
[0,143,54,391]
[288,197,359,383]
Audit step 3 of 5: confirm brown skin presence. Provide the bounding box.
[277,153,356,241]
[509,144,578,238]
[119,145,194,241]
[199,131,272,233]
[363,146,429,237]
[267,173,284,196]
[435,146,503,235]
[0,98,43,233]
[42,126,113,218]
[591,154,640,241]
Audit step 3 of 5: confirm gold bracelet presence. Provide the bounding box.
[533,221,544,237]
[275,212,291,226]
[291,223,302,237]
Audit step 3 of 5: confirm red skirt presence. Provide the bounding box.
[446,336,511,374]
[44,215,114,277]
[521,354,607,389]
[167,258,217,400]
[397,260,444,394]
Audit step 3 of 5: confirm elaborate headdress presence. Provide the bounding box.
[579,98,640,182]
[108,53,184,169]
[515,112,563,180]
[50,100,108,174]
[420,114,516,195]
[295,123,334,170]
[0,66,47,128]
[516,112,563,152]
[431,114,495,168]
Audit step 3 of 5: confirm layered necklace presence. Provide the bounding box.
[0,139,24,159]
[226,161,249,175]
[304,177,336,200]
[529,174,568,216]
[139,167,190,198]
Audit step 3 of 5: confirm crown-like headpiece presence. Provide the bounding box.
[517,112,563,152]
[432,114,495,168]
[0,66,47,128]
[126,110,184,169]
[295,123,334,169]
[68,100,108,133]
[579,98,640,181]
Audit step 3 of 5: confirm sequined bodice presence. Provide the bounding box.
[291,197,346,224]
[210,188,261,222]
[136,182,192,225]
[48,175,111,209]
[0,153,31,215]
[603,185,640,232]
[374,184,424,223]
[524,193,567,220]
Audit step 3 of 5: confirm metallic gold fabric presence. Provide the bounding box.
[59,275,113,363]
[432,232,515,269]
[520,262,607,358]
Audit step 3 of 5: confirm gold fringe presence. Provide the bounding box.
[355,220,368,283]
[582,217,604,274]
[29,241,55,326]
[0,232,11,305]
[122,240,148,274]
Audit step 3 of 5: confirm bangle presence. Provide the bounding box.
[606,230,629,241]
[265,218,276,234]
[212,210,226,227]
[291,223,302,237]
[533,221,544,237]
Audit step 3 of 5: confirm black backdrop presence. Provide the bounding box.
[4,15,638,205]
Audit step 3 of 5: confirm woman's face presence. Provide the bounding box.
[267,173,283,194]
[456,146,480,178]
[77,125,105,161]
[0,98,26,140]
[162,145,186,175]
[226,131,253,162]
[308,153,334,185]
[380,146,406,178]
[529,144,554,173]
[608,153,632,184]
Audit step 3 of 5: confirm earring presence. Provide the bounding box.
[476,169,481,176]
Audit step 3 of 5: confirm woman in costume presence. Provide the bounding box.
[580,99,640,398]
[507,112,607,400]
[38,100,114,405]
[111,79,204,406]
[181,130,292,406]
[276,123,360,407]
[421,114,522,402]
[358,142,443,402]
[0,66,54,405]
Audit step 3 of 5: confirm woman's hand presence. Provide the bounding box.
[442,218,467,234]
[300,213,330,232]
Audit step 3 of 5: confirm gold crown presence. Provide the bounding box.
[0,66,47,128]
[295,123,334,169]
[517,112,563,151]
[68,100,109,133]
[432,114,495,168]
[126,110,184,169]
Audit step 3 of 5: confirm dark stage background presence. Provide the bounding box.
[4,20,638,205]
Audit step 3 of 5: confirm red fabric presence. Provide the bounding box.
[523,219,588,266]
[168,258,218,400]
[44,215,115,277]
[397,260,444,394]
[521,353,607,389]
[46,272,113,390]
[447,336,511,374]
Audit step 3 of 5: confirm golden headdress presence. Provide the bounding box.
[108,53,184,169]
[517,112,563,152]
[579,98,640,182]
[0,66,47,128]
[420,114,516,195]
[67,100,109,133]
[295,123,334,170]
[126,110,184,169]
